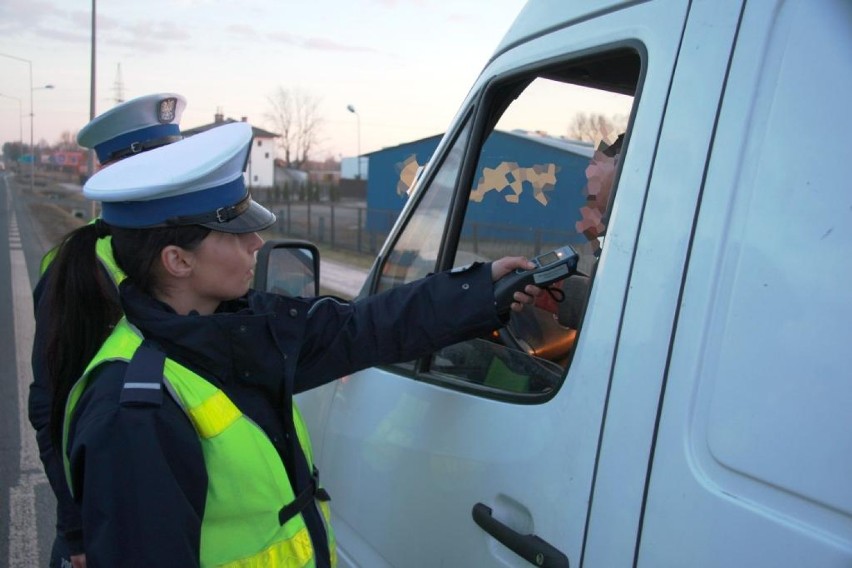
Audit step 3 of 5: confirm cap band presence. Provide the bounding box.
[165,194,252,226]
[94,124,181,163]
[102,134,183,164]
[100,177,246,228]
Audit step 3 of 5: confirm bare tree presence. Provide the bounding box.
[265,87,324,168]
[568,112,628,145]
[56,130,79,151]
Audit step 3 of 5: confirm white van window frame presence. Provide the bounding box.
[368,44,646,403]
[363,110,474,298]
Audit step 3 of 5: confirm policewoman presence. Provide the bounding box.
[44,121,540,567]
[29,92,187,568]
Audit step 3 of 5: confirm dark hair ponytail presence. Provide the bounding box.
[45,221,210,448]
[45,224,122,448]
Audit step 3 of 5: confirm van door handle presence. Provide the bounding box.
[472,503,569,567]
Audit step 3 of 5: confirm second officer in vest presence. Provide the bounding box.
[30,92,187,568]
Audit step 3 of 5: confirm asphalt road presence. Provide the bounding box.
[0,171,369,567]
[1,172,57,567]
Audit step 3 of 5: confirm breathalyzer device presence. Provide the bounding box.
[493,244,579,315]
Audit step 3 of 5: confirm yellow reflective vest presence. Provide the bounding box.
[63,318,337,567]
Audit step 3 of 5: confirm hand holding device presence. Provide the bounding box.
[494,245,579,316]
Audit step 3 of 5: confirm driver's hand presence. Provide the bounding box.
[491,256,543,312]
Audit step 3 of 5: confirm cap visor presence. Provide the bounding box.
[199,200,276,233]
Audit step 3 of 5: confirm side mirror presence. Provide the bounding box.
[254,240,321,298]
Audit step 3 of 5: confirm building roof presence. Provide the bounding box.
[507,129,595,158]
[183,113,279,139]
[362,133,443,157]
[363,129,594,158]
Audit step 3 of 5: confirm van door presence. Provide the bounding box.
[295,1,729,566]
[636,1,852,565]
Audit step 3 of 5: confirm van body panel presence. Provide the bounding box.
[582,0,746,565]
[638,0,852,565]
[293,0,852,565]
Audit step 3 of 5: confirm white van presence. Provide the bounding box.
[275,0,852,565]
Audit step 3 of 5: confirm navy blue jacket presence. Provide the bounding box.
[66,262,502,567]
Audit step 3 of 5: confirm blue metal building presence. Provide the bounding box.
[365,130,595,243]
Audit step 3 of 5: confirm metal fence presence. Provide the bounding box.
[263,198,582,263]
[268,200,399,256]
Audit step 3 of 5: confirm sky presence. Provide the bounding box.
[0,0,527,161]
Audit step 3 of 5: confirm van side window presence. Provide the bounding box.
[376,117,473,291]
[373,50,640,397]
[431,51,639,399]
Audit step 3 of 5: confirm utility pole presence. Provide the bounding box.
[88,0,97,218]
[113,63,124,105]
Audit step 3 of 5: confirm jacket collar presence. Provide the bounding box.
[119,282,284,388]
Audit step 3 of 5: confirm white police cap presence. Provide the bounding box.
[77,93,186,165]
[83,122,276,234]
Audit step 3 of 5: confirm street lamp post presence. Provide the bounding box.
[0,53,33,189]
[0,52,55,193]
[346,104,361,180]
[30,84,55,190]
[89,0,97,182]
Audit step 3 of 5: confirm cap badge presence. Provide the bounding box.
[158,97,178,123]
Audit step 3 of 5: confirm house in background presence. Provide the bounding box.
[183,111,279,188]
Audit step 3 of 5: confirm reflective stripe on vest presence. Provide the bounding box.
[39,246,57,276]
[63,318,336,567]
[94,236,126,287]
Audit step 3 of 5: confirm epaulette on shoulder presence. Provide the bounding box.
[120,342,165,407]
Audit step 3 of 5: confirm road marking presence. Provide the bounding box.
[9,473,46,568]
[319,259,368,298]
[7,185,46,567]
[10,213,41,473]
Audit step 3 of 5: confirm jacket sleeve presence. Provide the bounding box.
[28,270,84,553]
[293,261,502,391]
[67,363,208,567]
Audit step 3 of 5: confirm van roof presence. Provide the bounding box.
[493,0,632,61]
